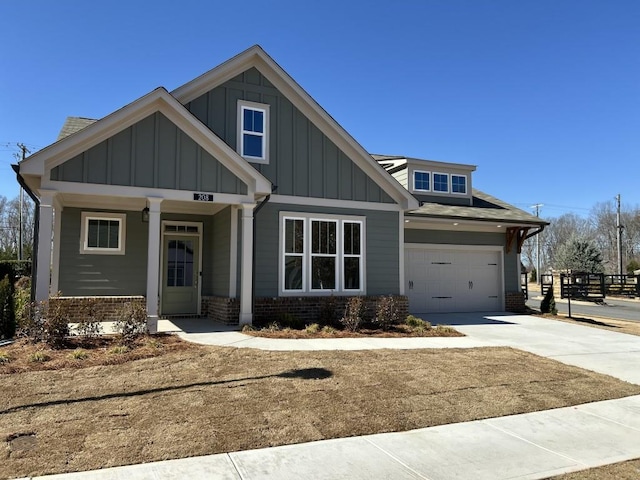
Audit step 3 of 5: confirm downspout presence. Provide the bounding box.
[524,225,545,241]
[251,185,278,319]
[11,164,40,302]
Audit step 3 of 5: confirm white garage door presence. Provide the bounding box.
[406,247,503,313]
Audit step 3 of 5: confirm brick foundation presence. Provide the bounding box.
[201,296,240,324]
[50,296,146,322]
[505,291,526,313]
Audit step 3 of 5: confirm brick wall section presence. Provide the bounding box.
[252,295,409,326]
[201,296,240,324]
[50,296,146,322]
[505,291,526,313]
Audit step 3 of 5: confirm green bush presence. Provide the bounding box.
[0,261,32,282]
[13,277,31,326]
[529,268,537,283]
[340,296,364,332]
[373,295,401,330]
[0,275,16,339]
[405,315,431,330]
[113,302,148,344]
[305,323,320,334]
[70,349,88,360]
[29,351,50,363]
[540,288,557,315]
[43,298,71,348]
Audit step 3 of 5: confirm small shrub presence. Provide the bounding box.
[145,338,164,349]
[434,325,457,335]
[43,297,71,348]
[110,345,129,355]
[70,349,88,360]
[318,295,338,326]
[305,323,320,334]
[29,351,50,363]
[321,325,337,334]
[278,312,305,330]
[264,321,281,332]
[241,324,256,332]
[0,351,11,364]
[113,302,147,344]
[0,274,16,339]
[405,315,432,330]
[13,277,31,328]
[17,300,45,343]
[540,288,557,315]
[340,296,364,332]
[75,298,104,338]
[373,295,401,330]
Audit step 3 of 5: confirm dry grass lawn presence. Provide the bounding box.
[545,314,640,337]
[550,459,640,479]
[2,343,640,479]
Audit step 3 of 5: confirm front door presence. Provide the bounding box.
[162,235,200,315]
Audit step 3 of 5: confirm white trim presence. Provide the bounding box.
[432,172,450,193]
[412,170,431,192]
[229,205,238,298]
[159,220,203,317]
[35,191,55,302]
[237,100,270,164]
[145,198,163,332]
[451,174,467,195]
[309,218,339,293]
[278,211,366,296]
[170,46,418,211]
[398,211,405,295]
[51,201,62,294]
[80,212,127,255]
[239,204,255,325]
[41,179,256,205]
[270,194,402,212]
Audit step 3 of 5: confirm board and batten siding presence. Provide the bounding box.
[58,208,148,296]
[50,112,247,195]
[252,203,400,297]
[211,207,232,297]
[186,67,395,204]
[404,229,519,291]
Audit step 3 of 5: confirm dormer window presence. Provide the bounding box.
[413,170,430,191]
[433,173,449,193]
[452,174,467,194]
[237,100,269,164]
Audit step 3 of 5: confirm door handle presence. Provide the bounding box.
[469,281,473,290]
[409,280,414,290]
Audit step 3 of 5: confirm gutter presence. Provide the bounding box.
[11,164,39,302]
[251,185,278,319]
[524,225,545,240]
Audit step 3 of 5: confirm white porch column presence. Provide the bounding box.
[35,191,56,302]
[399,211,405,295]
[145,198,163,333]
[239,203,255,325]
[50,198,63,294]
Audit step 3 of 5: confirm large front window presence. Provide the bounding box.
[281,214,364,294]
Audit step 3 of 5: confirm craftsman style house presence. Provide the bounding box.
[16,46,545,331]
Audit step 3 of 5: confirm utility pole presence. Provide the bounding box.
[16,143,30,261]
[531,204,543,284]
[616,194,624,277]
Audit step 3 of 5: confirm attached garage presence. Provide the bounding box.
[405,245,504,313]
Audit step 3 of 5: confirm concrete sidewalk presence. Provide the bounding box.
[26,395,640,480]
[20,313,640,479]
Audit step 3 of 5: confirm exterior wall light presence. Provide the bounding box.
[142,207,150,223]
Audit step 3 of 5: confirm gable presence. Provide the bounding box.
[185,67,394,203]
[50,111,248,195]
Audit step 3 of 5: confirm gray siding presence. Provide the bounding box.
[404,229,519,291]
[253,203,400,297]
[391,169,408,189]
[51,112,248,195]
[211,207,232,296]
[186,68,395,204]
[58,208,148,295]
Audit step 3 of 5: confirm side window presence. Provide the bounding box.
[237,100,269,164]
[433,173,449,193]
[413,171,430,191]
[451,175,467,194]
[80,212,126,255]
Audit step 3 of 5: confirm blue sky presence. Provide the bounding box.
[1,1,638,218]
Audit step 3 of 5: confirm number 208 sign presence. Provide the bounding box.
[193,193,214,202]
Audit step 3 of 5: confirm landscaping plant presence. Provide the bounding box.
[75,298,104,339]
[113,302,148,344]
[540,287,558,315]
[373,295,401,330]
[0,274,16,339]
[340,296,364,332]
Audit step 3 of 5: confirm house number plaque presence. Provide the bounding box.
[193,193,214,202]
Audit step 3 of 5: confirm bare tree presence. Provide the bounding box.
[0,195,35,260]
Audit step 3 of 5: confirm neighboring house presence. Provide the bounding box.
[15,46,546,331]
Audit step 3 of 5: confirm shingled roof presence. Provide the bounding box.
[56,117,97,141]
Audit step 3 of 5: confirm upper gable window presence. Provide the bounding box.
[80,212,126,255]
[433,173,449,193]
[451,175,467,194]
[237,100,269,164]
[413,171,430,192]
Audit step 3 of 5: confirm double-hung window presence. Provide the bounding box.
[451,174,467,194]
[237,100,269,164]
[281,214,364,294]
[80,212,126,255]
